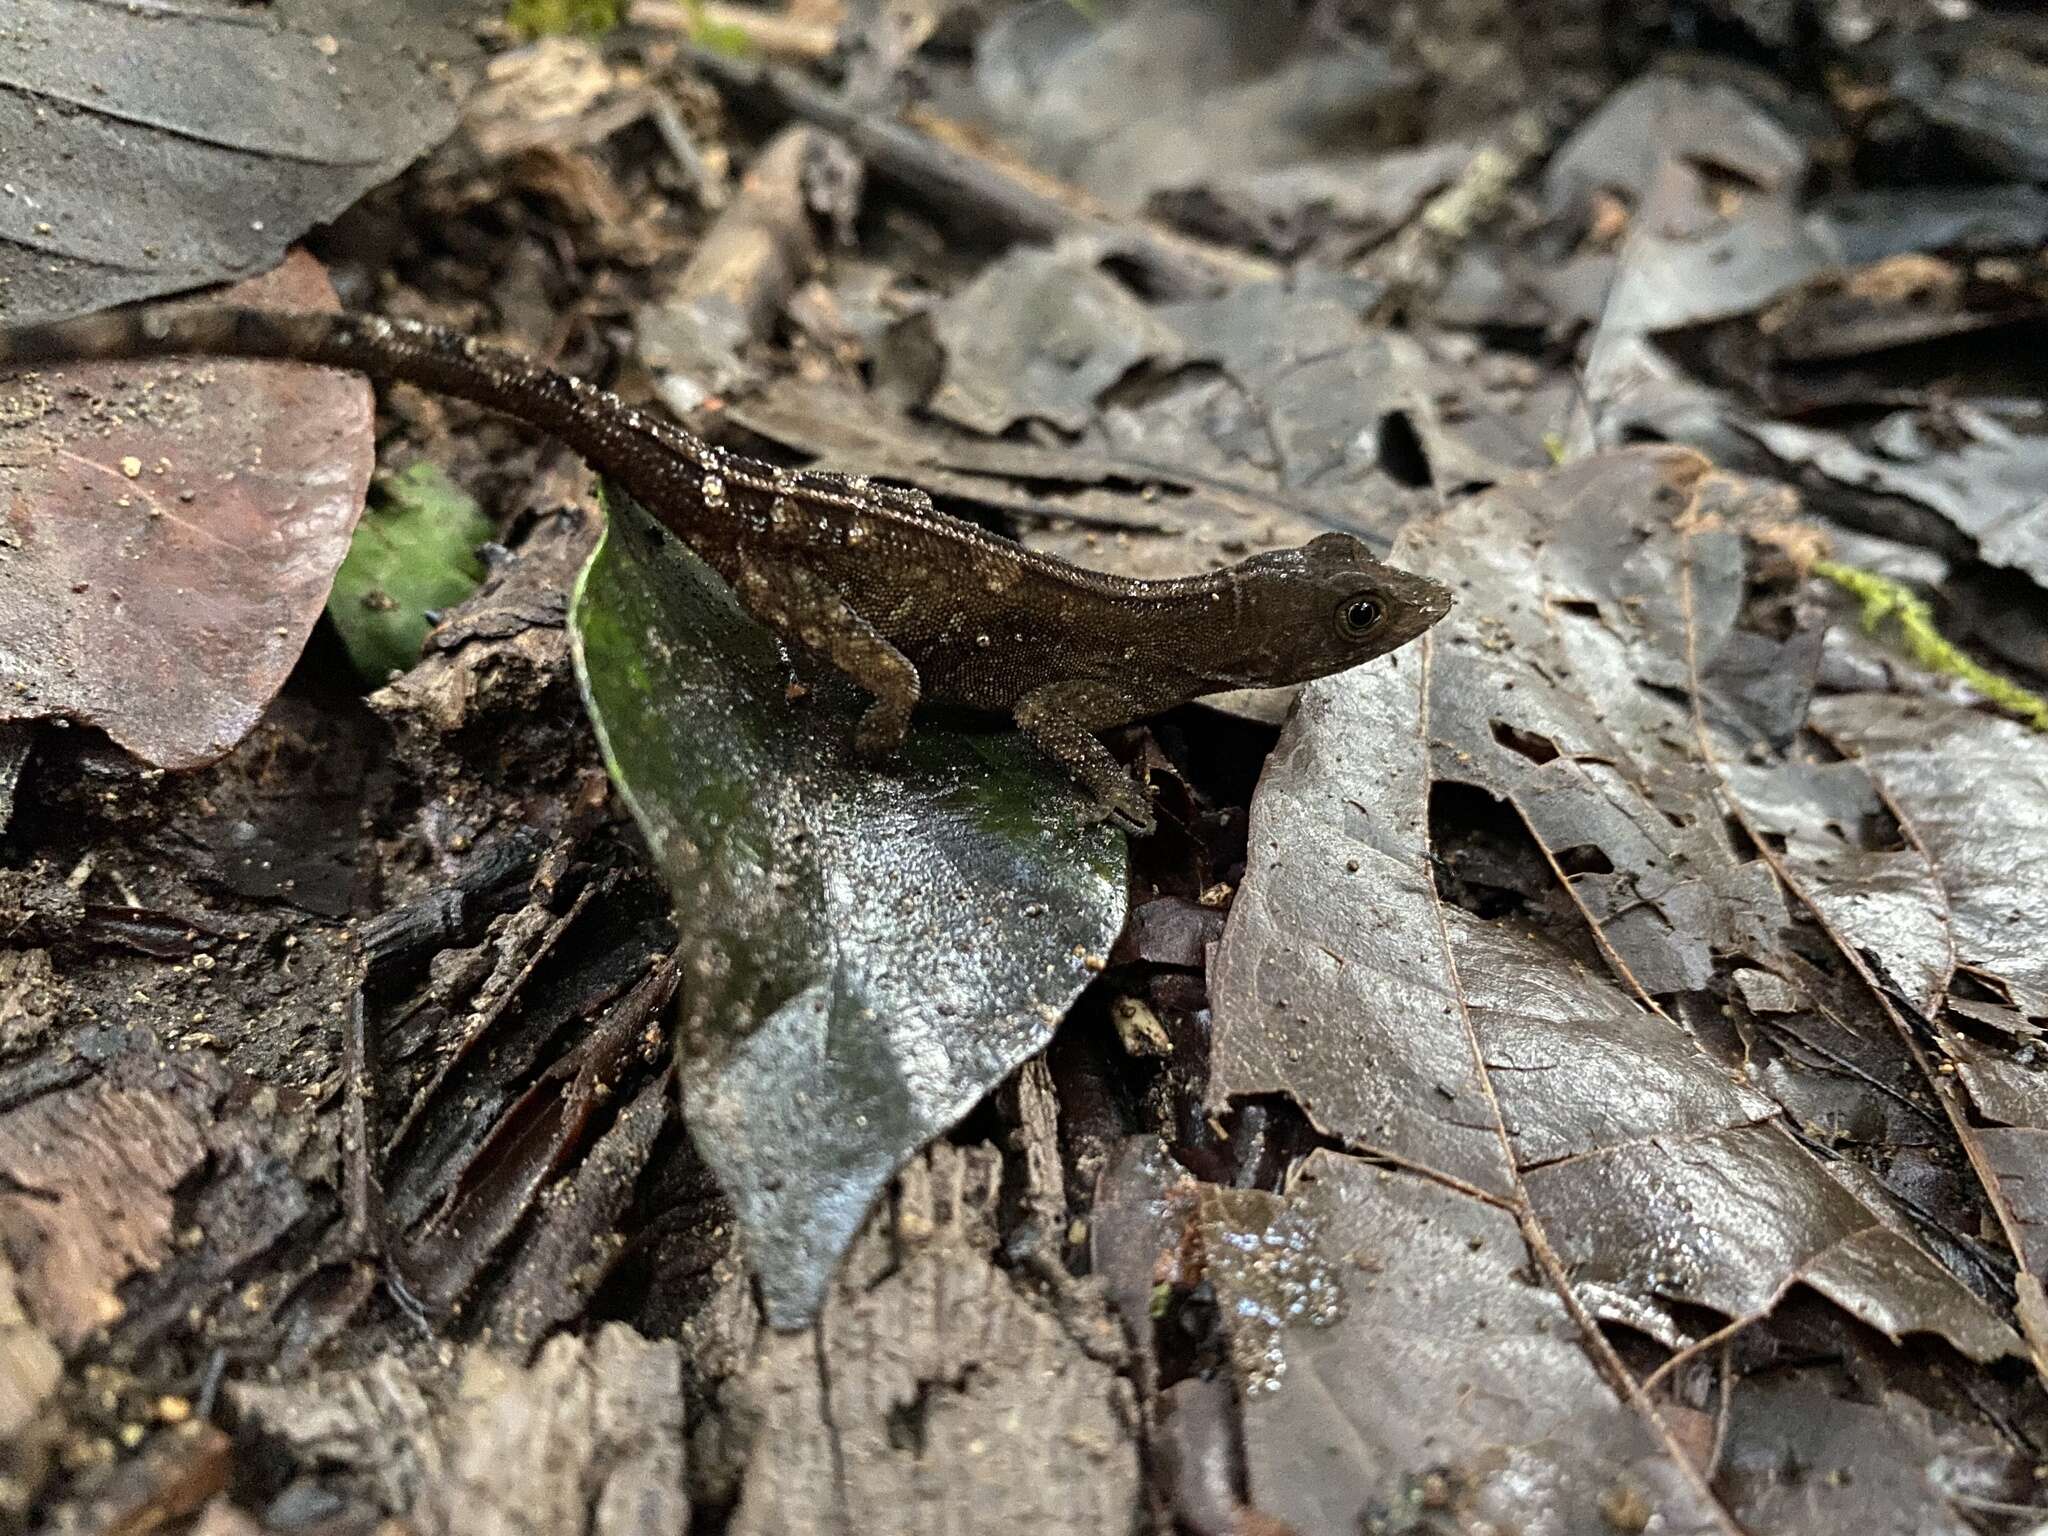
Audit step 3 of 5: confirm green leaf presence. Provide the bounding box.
[327,462,492,684]
[569,489,1128,1327]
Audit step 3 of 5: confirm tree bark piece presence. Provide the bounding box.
[0,1253,61,1526]
[232,1325,688,1536]
[0,1055,215,1348]
[728,1142,1141,1535]
[419,1324,689,1536]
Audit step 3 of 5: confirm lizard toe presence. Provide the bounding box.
[1111,803,1157,837]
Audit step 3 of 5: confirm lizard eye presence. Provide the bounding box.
[1337,595,1383,640]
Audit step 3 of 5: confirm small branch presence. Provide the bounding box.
[631,0,837,60]
[665,41,1276,300]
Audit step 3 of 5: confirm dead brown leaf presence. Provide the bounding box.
[0,251,373,767]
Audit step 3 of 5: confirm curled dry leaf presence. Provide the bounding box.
[890,244,1188,436]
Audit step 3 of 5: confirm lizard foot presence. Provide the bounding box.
[853,701,912,761]
[1079,789,1156,838]
[1110,802,1157,837]
[1012,684,1158,837]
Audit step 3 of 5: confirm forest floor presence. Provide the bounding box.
[6,2,2048,1533]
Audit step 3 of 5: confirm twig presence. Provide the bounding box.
[1370,110,1552,319]
[663,41,1276,300]
[631,0,837,60]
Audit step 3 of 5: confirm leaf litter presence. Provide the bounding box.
[1199,447,2028,1525]
[13,2,2048,1530]
[0,0,488,325]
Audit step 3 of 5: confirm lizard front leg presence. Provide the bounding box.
[732,552,921,758]
[1013,680,1156,836]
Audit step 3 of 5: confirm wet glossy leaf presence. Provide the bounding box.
[1526,1121,2020,1364]
[1810,695,2048,1021]
[1720,753,1954,1016]
[568,490,1127,1326]
[1209,449,2022,1387]
[328,463,493,684]
[1803,691,2048,1346]
[1199,1154,1727,1533]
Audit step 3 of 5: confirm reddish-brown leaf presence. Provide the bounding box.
[0,251,373,766]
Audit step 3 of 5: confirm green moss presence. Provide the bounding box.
[680,0,753,53]
[1813,558,2048,732]
[505,0,622,40]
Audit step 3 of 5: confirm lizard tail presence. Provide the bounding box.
[0,307,347,370]
[0,306,702,512]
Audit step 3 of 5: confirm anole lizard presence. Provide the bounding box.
[0,307,1452,832]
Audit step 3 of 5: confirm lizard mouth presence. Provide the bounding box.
[1376,566,1457,649]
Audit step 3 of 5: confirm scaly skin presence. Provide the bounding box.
[0,306,1453,831]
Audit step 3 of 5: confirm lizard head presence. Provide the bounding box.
[1212,531,1453,688]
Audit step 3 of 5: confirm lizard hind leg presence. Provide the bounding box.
[1013,681,1157,836]
[731,552,922,759]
